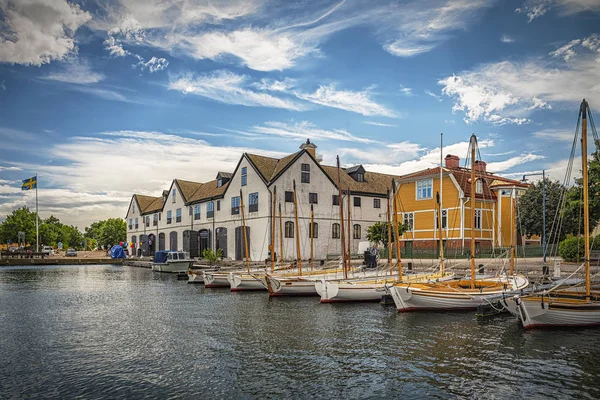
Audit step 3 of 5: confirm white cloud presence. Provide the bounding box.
[252,78,297,92]
[0,165,21,171]
[43,59,104,84]
[516,0,600,22]
[251,121,376,144]
[425,89,443,102]
[444,119,456,124]
[531,128,577,142]
[438,43,600,125]
[0,0,91,65]
[363,121,397,127]
[136,56,168,73]
[296,84,396,117]
[550,38,581,61]
[486,153,545,172]
[501,35,515,43]
[399,85,413,96]
[103,35,129,57]
[0,80,5,90]
[168,70,306,110]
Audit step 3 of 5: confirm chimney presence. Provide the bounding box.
[475,160,487,173]
[445,154,460,169]
[300,139,319,161]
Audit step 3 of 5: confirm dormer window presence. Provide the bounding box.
[347,165,366,182]
[356,173,364,182]
[217,179,222,187]
[476,180,483,194]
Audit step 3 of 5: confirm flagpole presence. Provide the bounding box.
[36,174,39,253]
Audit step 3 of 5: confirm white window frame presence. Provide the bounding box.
[476,180,483,194]
[474,209,482,230]
[403,212,414,231]
[416,179,433,200]
[435,209,448,229]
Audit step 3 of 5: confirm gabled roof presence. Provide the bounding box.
[216,171,232,179]
[187,179,229,204]
[131,194,164,215]
[320,165,395,195]
[174,179,203,202]
[246,153,280,182]
[345,165,365,175]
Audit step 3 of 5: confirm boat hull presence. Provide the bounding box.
[187,271,204,284]
[228,273,267,291]
[389,275,529,312]
[203,272,231,288]
[513,295,600,329]
[315,280,390,303]
[151,260,192,273]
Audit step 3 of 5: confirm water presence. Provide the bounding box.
[1,265,599,399]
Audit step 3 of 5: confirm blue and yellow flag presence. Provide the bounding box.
[21,176,37,191]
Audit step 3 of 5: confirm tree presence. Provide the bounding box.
[0,207,38,247]
[366,221,407,247]
[98,218,126,248]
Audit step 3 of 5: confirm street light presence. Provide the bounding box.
[522,170,547,269]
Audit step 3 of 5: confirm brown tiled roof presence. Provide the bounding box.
[246,153,280,182]
[270,151,302,180]
[175,179,203,202]
[187,179,229,204]
[134,195,159,212]
[320,165,396,195]
[144,197,164,214]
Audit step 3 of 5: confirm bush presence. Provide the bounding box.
[559,236,585,262]
[202,248,223,265]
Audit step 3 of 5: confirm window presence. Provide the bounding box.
[249,192,259,213]
[129,218,132,230]
[158,213,161,221]
[135,217,139,229]
[153,214,158,226]
[310,222,318,238]
[241,167,247,186]
[475,209,482,230]
[403,212,414,231]
[285,191,294,203]
[167,211,172,224]
[172,188,177,203]
[416,179,433,200]
[332,223,340,239]
[500,189,512,196]
[435,209,447,229]
[374,198,381,209]
[145,216,150,227]
[353,224,361,239]
[176,208,182,223]
[476,179,483,194]
[194,205,201,220]
[301,163,310,183]
[356,173,364,182]
[332,195,340,206]
[207,202,214,218]
[354,197,361,207]
[216,200,220,211]
[285,221,294,238]
[217,179,222,187]
[132,204,136,213]
[231,196,240,215]
[309,193,318,204]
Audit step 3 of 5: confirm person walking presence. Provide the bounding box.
[370,243,379,268]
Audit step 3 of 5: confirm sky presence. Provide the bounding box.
[0,0,599,230]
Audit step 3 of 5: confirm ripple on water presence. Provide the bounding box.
[1,264,600,399]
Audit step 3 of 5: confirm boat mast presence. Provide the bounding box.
[387,189,393,274]
[336,156,348,280]
[347,187,352,272]
[310,204,314,272]
[510,189,516,276]
[438,132,445,276]
[240,189,250,274]
[470,134,477,289]
[271,186,277,273]
[392,180,402,281]
[292,180,303,276]
[581,99,591,298]
[278,202,284,265]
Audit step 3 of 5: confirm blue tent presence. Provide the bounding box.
[110,245,126,259]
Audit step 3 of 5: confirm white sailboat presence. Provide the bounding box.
[511,99,600,329]
[388,134,529,312]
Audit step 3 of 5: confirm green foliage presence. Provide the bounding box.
[202,248,223,265]
[0,207,38,246]
[559,236,585,262]
[84,218,126,248]
[366,221,408,247]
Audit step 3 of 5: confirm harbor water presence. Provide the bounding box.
[1,264,599,399]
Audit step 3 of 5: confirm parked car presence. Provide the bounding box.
[65,248,77,257]
[42,246,54,256]
[8,246,21,252]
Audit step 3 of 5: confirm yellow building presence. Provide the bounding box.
[394,154,533,252]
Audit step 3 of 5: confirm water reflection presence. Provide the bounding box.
[1,264,599,399]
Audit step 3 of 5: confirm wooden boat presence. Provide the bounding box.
[388,134,529,312]
[151,251,192,273]
[511,99,600,329]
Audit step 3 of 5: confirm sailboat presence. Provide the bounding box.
[511,99,600,329]
[388,134,529,312]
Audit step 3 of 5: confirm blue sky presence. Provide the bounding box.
[0,0,599,229]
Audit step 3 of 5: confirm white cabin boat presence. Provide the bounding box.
[151,251,192,273]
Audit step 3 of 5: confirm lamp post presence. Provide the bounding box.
[522,170,547,268]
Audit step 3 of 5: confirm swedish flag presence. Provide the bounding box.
[21,176,37,191]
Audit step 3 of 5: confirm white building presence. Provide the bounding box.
[125,141,397,261]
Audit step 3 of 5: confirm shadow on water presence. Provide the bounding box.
[1,264,599,399]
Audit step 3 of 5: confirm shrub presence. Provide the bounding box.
[559,236,585,262]
[202,248,223,265]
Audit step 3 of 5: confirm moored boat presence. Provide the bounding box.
[151,251,193,273]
